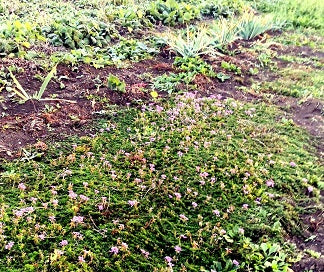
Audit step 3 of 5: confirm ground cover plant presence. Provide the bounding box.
[0,0,323,271]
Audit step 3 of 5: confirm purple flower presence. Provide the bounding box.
[121,242,128,250]
[233,260,239,266]
[156,105,163,113]
[128,200,138,207]
[192,202,198,208]
[68,190,78,199]
[266,179,275,187]
[18,183,26,191]
[242,204,249,210]
[38,234,45,240]
[307,186,313,193]
[290,161,297,167]
[179,214,188,221]
[255,197,261,204]
[174,193,181,200]
[59,240,68,247]
[110,246,119,255]
[72,232,83,240]
[213,209,220,216]
[140,249,150,258]
[71,216,84,224]
[78,256,85,263]
[5,241,14,250]
[79,195,90,202]
[165,256,172,263]
[174,245,182,253]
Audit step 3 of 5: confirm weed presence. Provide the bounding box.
[106,74,126,93]
[221,61,242,75]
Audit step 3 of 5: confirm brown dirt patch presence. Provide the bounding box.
[0,57,173,159]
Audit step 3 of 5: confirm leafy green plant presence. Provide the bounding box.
[0,20,45,55]
[107,39,158,62]
[173,56,215,77]
[249,0,324,30]
[106,6,152,33]
[106,74,126,93]
[42,18,119,49]
[161,26,214,57]
[8,64,58,102]
[153,72,195,94]
[146,0,200,26]
[221,61,242,75]
[216,72,231,82]
[238,12,276,40]
[248,243,290,271]
[208,17,241,49]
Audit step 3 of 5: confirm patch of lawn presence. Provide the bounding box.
[262,67,324,99]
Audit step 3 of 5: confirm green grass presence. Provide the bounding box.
[262,67,324,99]
[271,29,324,50]
[0,95,322,271]
[249,0,324,32]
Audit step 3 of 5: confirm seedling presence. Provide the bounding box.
[106,74,126,93]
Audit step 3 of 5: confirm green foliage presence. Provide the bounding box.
[153,72,195,93]
[0,21,45,55]
[51,39,158,68]
[105,5,153,33]
[161,26,214,57]
[249,0,324,31]
[208,17,240,49]
[238,12,276,40]
[173,56,215,77]
[221,61,242,75]
[106,74,126,93]
[216,72,231,82]
[107,39,158,62]
[42,18,119,49]
[0,94,321,270]
[146,0,201,26]
[262,68,324,99]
